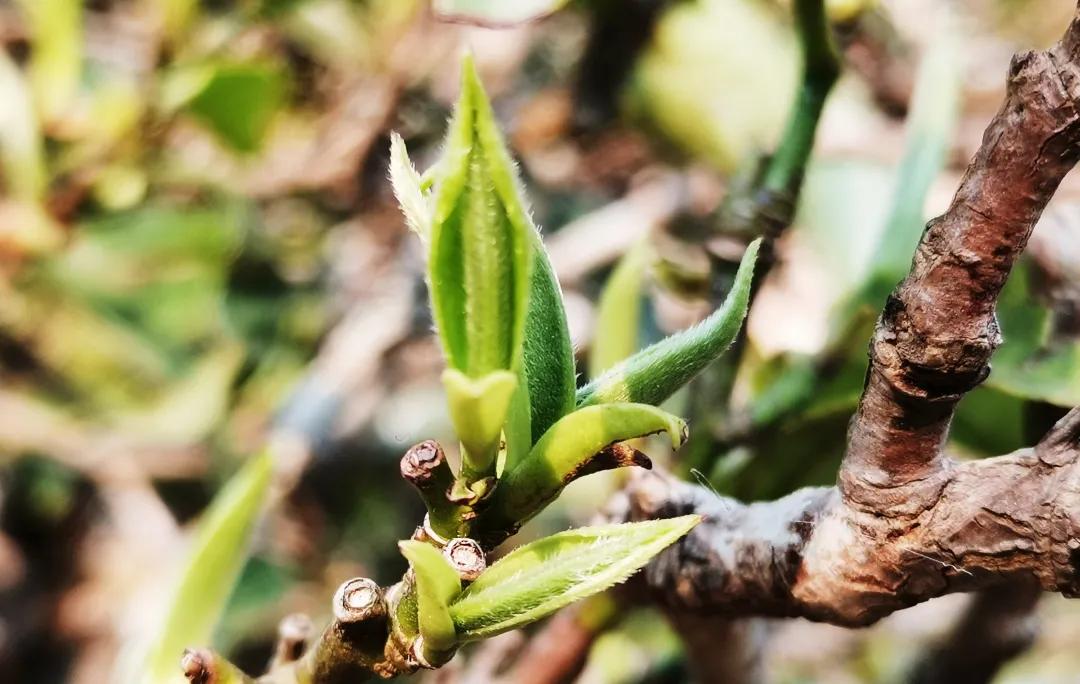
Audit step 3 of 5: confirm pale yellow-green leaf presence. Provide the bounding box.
[140,451,273,684]
[451,517,700,639]
[443,368,517,478]
[399,540,462,656]
[633,0,797,172]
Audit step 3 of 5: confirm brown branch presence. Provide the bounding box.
[843,8,1080,505]
[626,2,1080,629]
[626,407,1080,625]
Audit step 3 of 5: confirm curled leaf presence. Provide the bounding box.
[443,368,518,479]
[493,403,686,527]
[450,516,701,640]
[399,541,462,662]
[428,54,532,377]
[577,239,760,408]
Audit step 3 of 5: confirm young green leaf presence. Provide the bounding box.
[521,239,577,446]
[443,368,518,479]
[450,516,700,640]
[399,541,462,661]
[390,132,432,241]
[428,54,532,378]
[138,451,273,684]
[589,240,650,379]
[577,239,760,408]
[494,403,687,526]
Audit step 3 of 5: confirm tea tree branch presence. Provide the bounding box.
[630,3,1080,626]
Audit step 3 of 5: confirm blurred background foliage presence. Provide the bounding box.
[1,0,1080,682]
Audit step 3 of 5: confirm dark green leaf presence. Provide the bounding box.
[521,237,576,445]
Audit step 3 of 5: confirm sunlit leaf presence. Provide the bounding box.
[589,241,650,379]
[433,0,569,26]
[399,540,461,659]
[451,517,700,640]
[495,403,686,525]
[140,451,274,684]
[428,54,533,378]
[578,239,759,408]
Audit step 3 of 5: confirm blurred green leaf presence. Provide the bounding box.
[985,261,1080,406]
[139,451,273,684]
[450,516,700,640]
[433,0,569,25]
[496,403,686,525]
[589,241,650,379]
[114,343,244,443]
[399,540,461,660]
[429,54,532,378]
[632,0,797,171]
[951,385,1027,456]
[578,239,759,408]
[164,62,286,152]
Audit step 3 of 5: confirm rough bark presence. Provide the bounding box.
[630,3,1080,628]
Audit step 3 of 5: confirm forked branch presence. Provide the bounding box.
[631,2,1080,627]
